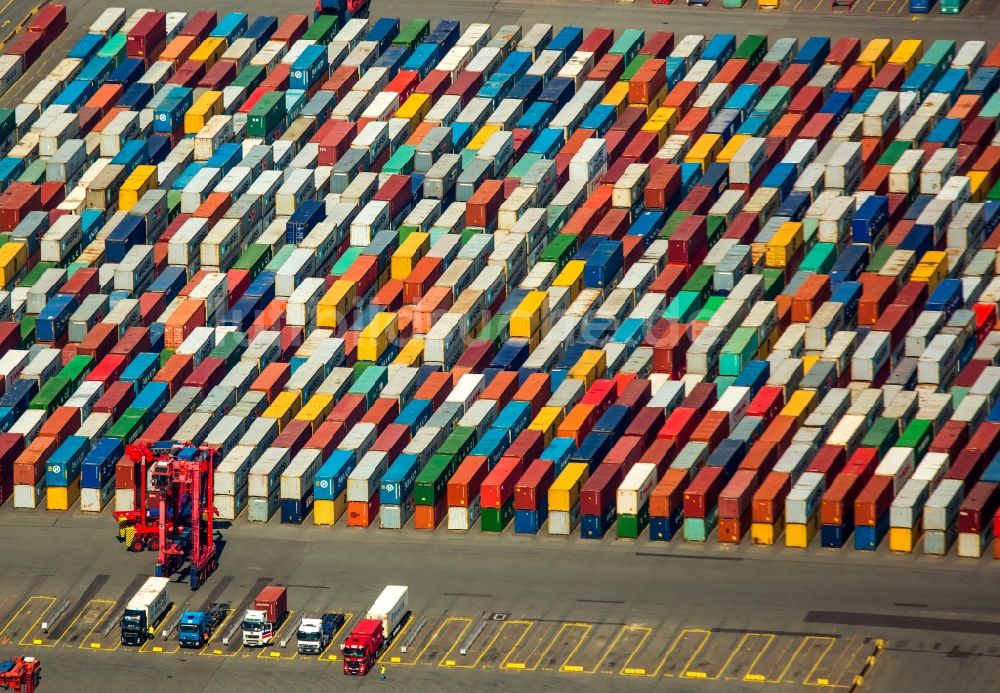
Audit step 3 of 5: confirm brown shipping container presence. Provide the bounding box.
[718,469,760,519]
[649,467,687,517]
[14,436,56,485]
[273,420,312,457]
[854,475,895,526]
[751,471,792,525]
[92,380,135,419]
[327,394,367,428]
[820,472,865,526]
[360,397,399,433]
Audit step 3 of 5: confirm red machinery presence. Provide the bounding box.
[0,656,41,693]
[113,441,220,590]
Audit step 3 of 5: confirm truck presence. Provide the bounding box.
[315,0,369,23]
[241,585,289,647]
[121,577,171,646]
[342,585,409,675]
[177,603,229,648]
[296,612,345,655]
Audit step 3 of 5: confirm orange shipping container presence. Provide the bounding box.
[84,83,125,115]
[480,371,519,408]
[13,436,57,485]
[820,472,865,526]
[649,467,688,517]
[153,353,194,397]
[163,298,206,348]
[751,471,792,524]
[411,286,453,334]
[447,455,490,507]
[251,362,291,403]
[37,406,81,446]
[160,35,197,67]
[556,403,598,445]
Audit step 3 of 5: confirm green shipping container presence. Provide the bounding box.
[107,409,145,445]
[706,216,725,248]
[734,35,768,69]
[608,29,644,63]
[897,419,933,461]
[617,502,651,539]
[721,0,748,6]
[720,327,758,377]
[988,178,1000,202]
[714,376,736,398]
[659,210,690,239]
[438,426,478,463]
[663,290,701,322]
[761,268,784,300]
[682,265,714,303]
[860,417,899,457]
[349,365,388,407]
[265,245,296,272]
[800,243,837,274]
[159,349,175,368]
[695,295,726,323]
[19,159,46,184]
[414,453,457,505]
[233,243,272,277]
[209,332,246,368]
[540,234,578,269]
[0,108,14,143]
[247,92,286,140]
[20,316,35,347]
[683,510,718,543]
[393,19,430,49]
[866,244,896,273]
[481,497,515,533]
[981,93,1000,120]
[303,14,338,44]
[58,355,95,389]
[547,204,570,233]
[29,376,73,414]
[332,247,363,276]
[878,140,911,166]
[20,262,56,288]
[232,65,265,90]
[619,54,652,82]
[509,152,541,180]
[98,33,127,66]
[478,314,510,351]
[918,40,956,71]
[383,145,415,177]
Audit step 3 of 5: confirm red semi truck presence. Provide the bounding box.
[342,585,409,675]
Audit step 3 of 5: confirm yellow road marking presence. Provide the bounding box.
[660,628,712,678]
[496,621,535,670]
[55,599,114,649]
[427,617,472,666]
[613,626,654,676]
[555,624,593,672]
[0,596,55,641]
[256,610,297,660]
[502,620,556,672]
[378,615,415,665]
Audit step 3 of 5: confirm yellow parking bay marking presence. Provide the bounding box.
[502,621,558,671]
[319,612,354,661]
[418,616,472,666]
[775,636,837,684]
[379,614,415,665]
[256,610,297,660]
[56,599,114,649]
[659,628,713,678]
[1,597,57,647]
[591,625,652,675]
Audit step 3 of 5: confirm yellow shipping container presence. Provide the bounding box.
[190,37,227,67]
[785,515,819,548]
[911,251,948,291]
[394,338,424,366]
[569,349,607,388]
[510,290,550,339]
[548,462,590,513]
[118,165,158,212]
[313,493,347,526]
[395,93,431,130]
[391,232,430,280]
[295,393,335,431]
[357,312,399,362]
[765,221,804,268]
[601,82,630,115]
[642,85,667,118]
[857,38,893,77]
[888,39,923,75]
[716,134,750,164]
[552,260,585,300]
[262,391,301,430]
[750,517,784,546]
[968,170,988,202]
[317,279,356,329]
[0,241,29,287]
[801,354,820,374]
[781,390,817,425]
[468,124,500,151]
[528,406,564,447]
[642,105,677,139]
[46,480,80,511]
[889,526,917,553]
[184,90,224,135]
[684,133,723,173]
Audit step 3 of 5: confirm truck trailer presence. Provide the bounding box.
[342,585,409,675]
[121,577,171,646]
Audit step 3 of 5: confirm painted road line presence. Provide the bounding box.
[774,636,835,684]
[532,622,589,672]
[379,614,416,665]
[616,627,655,676]
[804,635,869,688]
[660,628,713,678]
[679,628,716,680]
[560,622,623,674]
[139,604,180,655]
[439,617,506,669]
[6,597,57,647]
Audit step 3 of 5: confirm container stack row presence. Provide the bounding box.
[1,10,1000,557]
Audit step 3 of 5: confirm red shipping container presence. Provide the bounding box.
[0,183,41,231]
[183,356,225,394]
[260,64,290,91]
[806,445,847,483]
[958,482,999,534]
[507,430,544,464]
[746,61,781,91]
[681,383,718,416]
[374,175,412,222]
[649,467,686,517]
[415,70,451,100]
[324,66,360,100]
[465,179,504,229]
[180,11,217,40]
[28,4,67,43]
[827,38,860,67]
[273,419,312,457]
[639,438,677,475]
[674,107,711,139]
[448,455,490,507]
[481,456,524,509]
[628,59,666,105]
[93,380,135,420]
[6,31,45,66]
[640,31,674,58]
[138,412,180,445]
[820,472,864,526]
[663,81,699,112]
[604,435,643,470]
[713,58,750,88]
[14,437,53,485]
[690,411,729,448]
[514,459,555,512]
[588,53,624,88]
[580,463,622,516]
[413,372,453,408]
[854,475,894,526]
[250,362,290,403]
[305,420,346,459]
[658,407,699,448]
[667,215,708,265]
[271,14,307,43]
[513,374,551,417]
[776,63,811,92]
[718,469,759,519]
[371,423,409,458]
[445,70,483,106]
[111,327,151,362]
[360,398,399,434]
[649,320,690,377]
[126,11,167,64]
[683,465,725,519]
